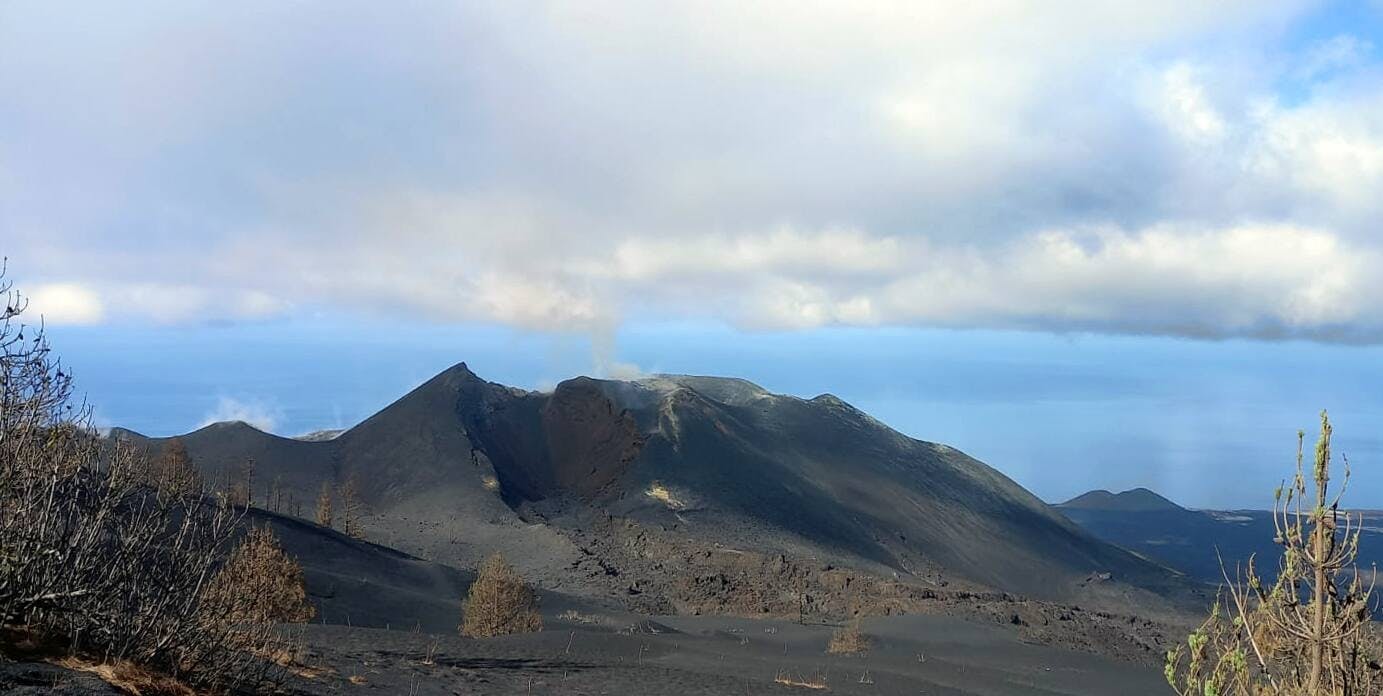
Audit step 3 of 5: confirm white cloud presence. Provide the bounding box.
[4,1,1383,343]
[872,224,1373,337]
[605,228,906,280]
[198,396,280,433]
[589,223,1380,339]
[59,283,289,325]
[744,281,879,330]
[469,271,610,332]
[1246,92,1383,217]
[26,283,104,325]
[1156,63,1229,145]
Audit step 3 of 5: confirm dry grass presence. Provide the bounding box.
[774,668,829,690]
[645,481,687,510]
[259,639,328,681]
[261,642,305,668]
[5,627,200,695]
[416,636,441,666]
[2,628,197,695]
[557,609,602,625]
[827,620,870,655]
[55,657,197,696]
[348,674,368,685]
[287,662,332,680]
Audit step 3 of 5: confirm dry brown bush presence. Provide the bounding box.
[201,525,315,627]
[0,266,288,692]
[460,552,542,637]
[827,618,870,655]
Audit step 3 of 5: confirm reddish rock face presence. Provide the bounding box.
[541,378,645,499]
[455,375,645,504]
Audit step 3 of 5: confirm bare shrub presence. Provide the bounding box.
[268,475,284,513]
[228,458,255,508]
[338,475,363,539]
[314,481,334,528]
[149,438,202,498]
[828,618,870,655]
[202,525,315,626]
[460,552,542,637]
[0,266,284,692]
[1165,412,1382,695]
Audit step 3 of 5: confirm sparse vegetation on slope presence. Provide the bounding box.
[0,268,291,693]
[1165,412,1382,695]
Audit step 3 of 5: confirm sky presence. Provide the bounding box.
[3,1,1383,508]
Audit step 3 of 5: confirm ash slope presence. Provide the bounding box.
[1,504,1177,696]
[117,363,1189,603]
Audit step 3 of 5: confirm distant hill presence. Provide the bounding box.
[1058,488,1382,592]
[114,363,1197,609]
[1060,488,1185,513]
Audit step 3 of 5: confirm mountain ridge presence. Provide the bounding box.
[112,361,1199,612]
